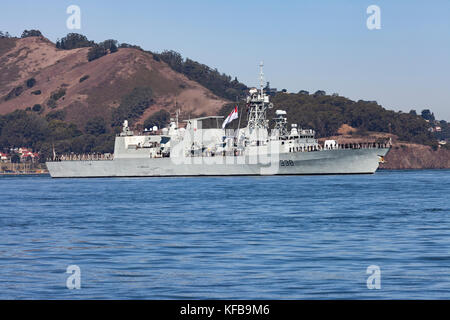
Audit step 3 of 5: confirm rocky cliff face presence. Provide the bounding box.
[379,143,450,170]
[320,132,450,170]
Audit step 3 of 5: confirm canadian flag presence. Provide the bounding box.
[222,106,239,129]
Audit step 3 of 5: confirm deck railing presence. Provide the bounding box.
[48,141,390,161]
[48,153,114,162]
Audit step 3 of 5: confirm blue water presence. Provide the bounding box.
[0,170,449,299]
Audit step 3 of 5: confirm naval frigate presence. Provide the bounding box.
[46,65,390,178]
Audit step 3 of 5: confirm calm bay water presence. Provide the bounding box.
[0,170,449,299]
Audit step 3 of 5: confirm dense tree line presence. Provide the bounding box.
[155,50,248,101]
[55,33,118,62]
[56,33,95,50]
[143,110,171,130]
[119,43,143,50]
[0,110,115,161]
[85,117,107,135]
[111,87,154,127]
[0,86,156,159]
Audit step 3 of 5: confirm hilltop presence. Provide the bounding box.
[0,35,229,129]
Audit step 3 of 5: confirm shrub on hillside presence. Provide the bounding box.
[50,88,66,101]
[4,86,23,101]
[46,88,66,109]
[46,110,66,121]
[32,104,43,113]
[111,87,154,127]
[144,110,171,130]
[26,78,36,88]
[79,75,90,83]
[156,50,248,101]
[99,39,118,53]
[56,33,95,50]
[87,45,107,62]
[21,30,43,38]
[85,117,107,135]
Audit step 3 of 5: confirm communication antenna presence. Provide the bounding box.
[259,61,265,96]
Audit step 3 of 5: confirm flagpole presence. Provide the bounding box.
[235,98,242,145]
[52,142,56,161]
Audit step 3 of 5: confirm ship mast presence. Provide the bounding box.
[259,61,264,97]
[247,62,271,130]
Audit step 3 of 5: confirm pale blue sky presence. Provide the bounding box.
[1,0,449,120]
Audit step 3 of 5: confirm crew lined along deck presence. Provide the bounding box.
[193,141,390,157]
[49,153,114,162]
[319,142,390,150]
[49,141,390,161]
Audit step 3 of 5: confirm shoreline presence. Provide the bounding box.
[0,172,49,176]
[2,168,449,177]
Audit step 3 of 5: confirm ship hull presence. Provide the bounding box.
[46,148,390,178]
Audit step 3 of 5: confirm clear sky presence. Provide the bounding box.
[1,0,449,120]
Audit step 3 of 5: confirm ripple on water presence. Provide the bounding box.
[0,170,449,299]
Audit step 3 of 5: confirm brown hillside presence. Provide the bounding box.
[0,36,228,128]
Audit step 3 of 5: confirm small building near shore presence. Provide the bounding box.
[0,152,9,162]
[20,151,40,162]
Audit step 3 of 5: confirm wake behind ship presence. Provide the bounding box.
[46,66,390,178]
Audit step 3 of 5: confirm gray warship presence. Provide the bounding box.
[46,65,390,178]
